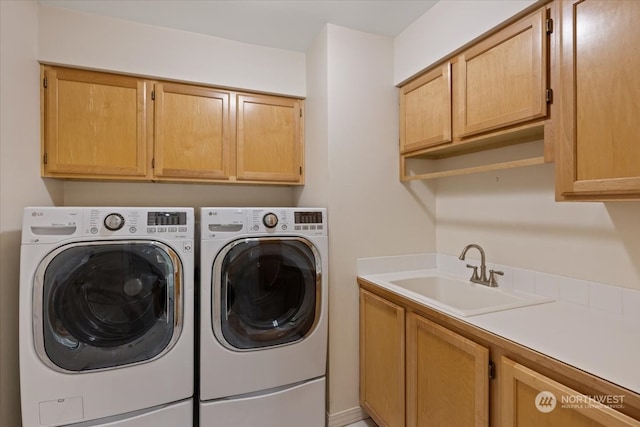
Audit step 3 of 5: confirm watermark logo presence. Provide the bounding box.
[535,391,626,413]
[535,391,557,413]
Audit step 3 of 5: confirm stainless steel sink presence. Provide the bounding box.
[388,275,553,317]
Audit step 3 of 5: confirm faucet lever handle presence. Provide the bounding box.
[488,269,504,287]
[466,264,480,280]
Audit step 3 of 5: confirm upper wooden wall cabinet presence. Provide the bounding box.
[399,5,554,180]
[41,65,304,185]
[555,0,640,200]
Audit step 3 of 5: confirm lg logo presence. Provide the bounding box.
[31,212,44,217]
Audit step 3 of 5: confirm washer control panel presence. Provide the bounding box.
[22,207,195,244]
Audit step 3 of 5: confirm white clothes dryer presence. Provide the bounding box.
[19,207,195,427]
[198,208,328,427]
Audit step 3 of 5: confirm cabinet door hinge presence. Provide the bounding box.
[43,78,48,89]
[151,90,155,101]
[546,18,553,34]
[546,88,554,104]
[43,153,48,165]
[489,361,496,380]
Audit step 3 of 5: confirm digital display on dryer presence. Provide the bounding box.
[294,211,323,224]
[147,212,187,226]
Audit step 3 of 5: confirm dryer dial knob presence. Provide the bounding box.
[104,213,125,231]
[263,213,278,228]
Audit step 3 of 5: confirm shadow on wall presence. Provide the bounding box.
[0,229,24,427]
[606,202,640,284]
[403,179,437,223]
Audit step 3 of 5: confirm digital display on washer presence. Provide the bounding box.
[147,212,187,226]
[294,211,323,224]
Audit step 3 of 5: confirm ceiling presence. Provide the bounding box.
[37,0,439,52]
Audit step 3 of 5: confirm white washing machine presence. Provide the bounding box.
[19,207,195,427]
[199,207,328,427]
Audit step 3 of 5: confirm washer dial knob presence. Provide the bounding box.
[104,213,125,231]
[263,213,278,228]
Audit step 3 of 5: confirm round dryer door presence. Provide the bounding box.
[213,237,321,350]
[34,241,183,372]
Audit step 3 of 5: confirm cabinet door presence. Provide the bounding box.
[501,357,639,426]
[406,313,489,427]
[236,94,303,183]
[154,83,230,180]
[457,8,547,137]
[43,67,150,179]
[399,63,452,153]
[556,0,640,199]
[359,289,405,427]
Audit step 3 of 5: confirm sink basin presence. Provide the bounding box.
[387,275,553,317]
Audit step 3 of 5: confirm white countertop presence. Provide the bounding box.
[359,267,640,395]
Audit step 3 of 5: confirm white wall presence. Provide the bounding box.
[310,24,436,423]
[0,2,64,425]
[38,4,306,97]
[394,0,536,84]
[436,160,640,290]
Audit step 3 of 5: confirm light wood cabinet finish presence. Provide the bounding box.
[42,67,150,179]
[501,357,640,427]
[359,289,405,427]
[153,83,230,180]
[398,4,553,181]
[406,313,489,427]
[236,94,303,183]
[41,65,304,185]
[457,7,547,138]
[556,0,640,200]
[359,278,640,426]
[399,63,452,153]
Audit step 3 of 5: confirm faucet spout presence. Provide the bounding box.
[459,243,488,283]
[458,243,486,265]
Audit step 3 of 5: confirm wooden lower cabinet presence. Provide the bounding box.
[359,289,405,427]
[406,313,489,427]
[359,282,640,427]
[501,357,639,427]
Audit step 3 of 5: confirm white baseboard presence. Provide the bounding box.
[326,406,369,427]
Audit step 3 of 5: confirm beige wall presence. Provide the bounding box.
[302,25,436,422]
[0,2,64,425]
[436,158,640,290]
[38,4,306,97]
[394,0,536,84]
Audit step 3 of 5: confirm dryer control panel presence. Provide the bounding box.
[201,207,327,239]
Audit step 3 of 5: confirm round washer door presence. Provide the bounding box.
[212,237,321,350]
[34,241,183,372]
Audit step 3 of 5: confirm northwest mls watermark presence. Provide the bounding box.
[535,391,626,412]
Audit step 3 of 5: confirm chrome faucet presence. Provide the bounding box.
[458,244,503,287]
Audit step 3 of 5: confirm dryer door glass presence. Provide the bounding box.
[36,241,182,371]
[215,238,321,350]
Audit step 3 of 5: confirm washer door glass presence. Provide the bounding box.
[214,238,321,350]
[36,241,182,372]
